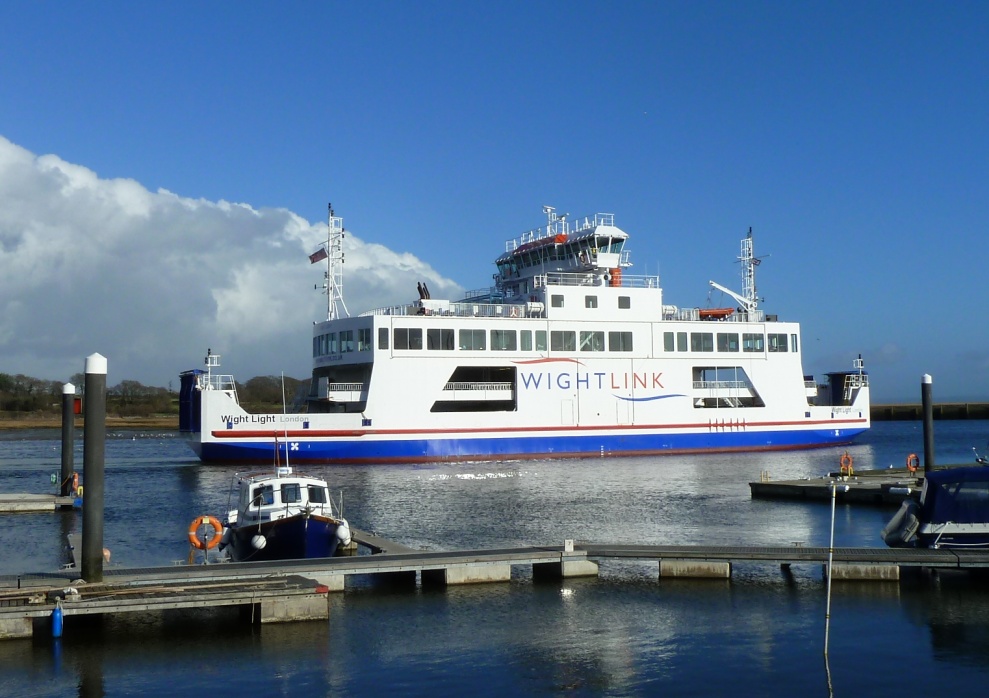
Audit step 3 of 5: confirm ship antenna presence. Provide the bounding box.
[322,203,350,321]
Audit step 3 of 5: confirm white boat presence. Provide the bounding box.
[180,205,870,463]
[218,439,352,561]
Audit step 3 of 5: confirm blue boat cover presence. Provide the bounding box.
[921,466,989,524]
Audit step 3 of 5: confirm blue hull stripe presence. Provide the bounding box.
[197,428,868,464]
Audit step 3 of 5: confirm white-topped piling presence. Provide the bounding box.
[921,374,935,474]
[60,383,76,500]
[81,354,107,583]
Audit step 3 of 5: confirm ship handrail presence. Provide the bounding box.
[504,212,616,252]
[198,373,237,393]
[533,271,660,289]
[443,382,513,391]
[692,380,752,390]
[325,382,364,392]
[360,301,543,319]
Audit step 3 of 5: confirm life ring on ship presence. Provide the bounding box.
[509,306,520,318]
[839,452,853,474]
[188,515,224,550]
[906,453,920,473]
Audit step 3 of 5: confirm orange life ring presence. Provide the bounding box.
[188,515,223,550]
[839,453,853,473]
[906,453,919,473]
[71,472,79,491]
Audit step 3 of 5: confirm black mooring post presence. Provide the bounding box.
[921,374,935,475]
[81,354,107,583]
[60,383,75,499]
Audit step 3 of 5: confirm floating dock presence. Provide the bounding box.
[749,469,921,505]
[4,528,989,640]
[0,494,77,513]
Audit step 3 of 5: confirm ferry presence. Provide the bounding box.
[179,205,870,463]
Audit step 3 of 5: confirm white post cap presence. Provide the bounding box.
[63,383,75,394]
[922,374,932,384]
[85,353,108,375]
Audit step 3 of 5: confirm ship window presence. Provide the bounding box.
[253,485,274,506]
[459,329,486,350]
[393,328,409,350]
[664,332,674,352]
[408,328,422,350]
[535,330,547,351]
[491,329,517,351]
[313,336,319,358]
[618,296,631,309]
[428,328,455,350]
[520,330,532,351]
[717,333,739,352]
[551,294,564,308]
[328,332,338,353]
[378,327,389,350]
[791,334,799,352]
[281,483,301,504]
[580,331,605,351]
[358,328,372,352]
[341,330,354,352]
[308,485,327,503]
[585,295,598,309]
[677,332,688,352]
[551,330,576,351]
[768,333,788,352]
[609,331,633,351]
[691,332,714,352]
[742,333,763,352]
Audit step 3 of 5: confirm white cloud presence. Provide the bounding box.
[0,136,462,387]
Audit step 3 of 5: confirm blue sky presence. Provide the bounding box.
[1,1,987,402]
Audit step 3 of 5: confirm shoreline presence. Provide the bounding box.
[0,417,179,430]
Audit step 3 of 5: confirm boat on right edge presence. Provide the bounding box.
[882,462,989,549]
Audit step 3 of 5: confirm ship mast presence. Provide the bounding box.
[320,204,349,321]
[708,227,761,318]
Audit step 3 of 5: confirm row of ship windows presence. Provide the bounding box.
[663,331,797,353]
[313,328,797,356]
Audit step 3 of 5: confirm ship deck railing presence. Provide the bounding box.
[664,307,766,323]
[199,374,238,393]
[361,301,544,320]
[533,271,660,289]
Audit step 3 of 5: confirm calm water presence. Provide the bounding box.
[2,421,989,697]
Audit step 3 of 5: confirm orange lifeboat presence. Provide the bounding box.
[699,307,735,320]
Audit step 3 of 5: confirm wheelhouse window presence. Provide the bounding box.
[618,296,631,309]
[308,485,327,503]
[378,327,389,350]
[677,332,688,352]
[551,294,564,308]
[535,330,547,351]
[520,330,533,351]
[791,334,799,352]
[340,330,354,352]
[664,332,674,352]
[585,295,598,309]
[358,328,372,352]
[280,483,301,504]
[394,328,409,350]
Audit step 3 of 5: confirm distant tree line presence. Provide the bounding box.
[0,372,308,419]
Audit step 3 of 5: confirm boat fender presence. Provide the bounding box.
[336,519,352,547]
[251,534,267,550]
[906,453,919,473]
[881,500,921,548]
[187,515,224,550]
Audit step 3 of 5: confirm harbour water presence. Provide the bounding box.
[2,420,989,696]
